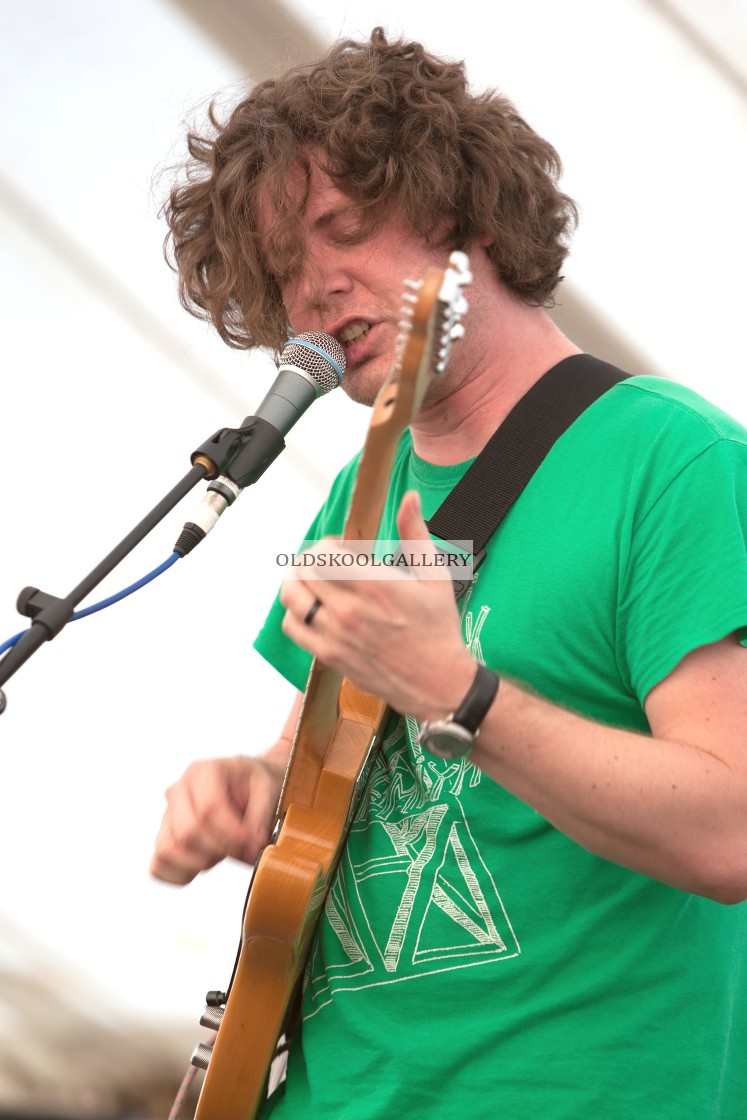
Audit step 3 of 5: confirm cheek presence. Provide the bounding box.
[280,257,327,327]
[280,278,302,326]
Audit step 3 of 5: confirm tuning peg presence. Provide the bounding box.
[448,250,472,283]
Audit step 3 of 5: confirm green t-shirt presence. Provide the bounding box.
[255,375,747,1118]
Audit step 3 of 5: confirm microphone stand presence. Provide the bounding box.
[0,413,287,713]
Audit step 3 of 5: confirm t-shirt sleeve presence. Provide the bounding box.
[252,452,361,691]
[253,518,319,693]
[618,438,747,702]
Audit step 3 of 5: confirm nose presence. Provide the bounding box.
[289,239,354,324]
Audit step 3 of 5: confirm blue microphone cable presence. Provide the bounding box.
[0,552,180,655]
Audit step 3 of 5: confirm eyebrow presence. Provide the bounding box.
[311,204,360,232]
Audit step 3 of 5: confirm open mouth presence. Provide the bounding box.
[338,319,371,348]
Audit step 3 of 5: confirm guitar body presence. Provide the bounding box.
[179,252,471,1120]
[195,678,388,1120]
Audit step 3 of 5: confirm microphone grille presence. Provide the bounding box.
[280,331,346,395]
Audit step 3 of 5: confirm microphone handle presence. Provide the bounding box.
[173,336,343,557]
[253,367,319,435]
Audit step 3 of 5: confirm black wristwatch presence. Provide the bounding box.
[417,663,500,760]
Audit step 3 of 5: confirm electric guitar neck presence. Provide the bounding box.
[177,250,471,1120]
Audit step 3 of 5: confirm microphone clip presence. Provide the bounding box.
[190,415,286,489]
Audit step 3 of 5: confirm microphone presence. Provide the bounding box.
[174,331,345,556]
[249,331,345,434]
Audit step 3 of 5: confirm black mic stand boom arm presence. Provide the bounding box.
[0,412,287,710]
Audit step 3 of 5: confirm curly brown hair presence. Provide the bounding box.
[163,28,578,353]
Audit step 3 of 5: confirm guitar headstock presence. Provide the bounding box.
[342,251,471,544]
[381,250,472,430]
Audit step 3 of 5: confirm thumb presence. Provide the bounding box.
[396,490,433,544]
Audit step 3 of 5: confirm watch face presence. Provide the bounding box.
[420,722,474,760]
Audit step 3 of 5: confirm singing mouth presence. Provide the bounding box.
[338,319,371,348]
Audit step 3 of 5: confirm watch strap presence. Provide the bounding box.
[452,663,500,733]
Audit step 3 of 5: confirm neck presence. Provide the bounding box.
[410,299,580,466]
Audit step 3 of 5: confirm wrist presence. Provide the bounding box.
[418,661,500,760]
[416,653,477,724]
[259,741,292,783]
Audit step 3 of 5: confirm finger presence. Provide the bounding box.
[150,814,218,885]
[281,599,323,656]
[301,596,323,627]
[280,588,328,662]
[182,771,250,854]
[150,762,254,882]
[280,576,324,623]
[235,757,285,861]
[395,490,446,584]
[284,536,373,593]
[396,491,438,555]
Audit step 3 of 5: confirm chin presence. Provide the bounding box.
[341,363,389,409]
[343,382,379,408]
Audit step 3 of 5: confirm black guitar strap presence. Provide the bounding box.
[425,353,630,596]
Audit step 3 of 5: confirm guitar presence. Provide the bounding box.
[174,250,471,1120]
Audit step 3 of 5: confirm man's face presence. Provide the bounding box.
[258,163,454,407]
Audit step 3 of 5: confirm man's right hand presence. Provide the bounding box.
[150,694,301,885]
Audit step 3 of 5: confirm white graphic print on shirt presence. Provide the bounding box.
[304,588,521,1018]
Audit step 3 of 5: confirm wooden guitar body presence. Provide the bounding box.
[195,676,388,1120]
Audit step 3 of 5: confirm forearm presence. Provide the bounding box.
[277,505,747,902]
[259,692,303,780]
[471,676,746,901]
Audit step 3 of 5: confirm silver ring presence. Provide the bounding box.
[303,597,322,626]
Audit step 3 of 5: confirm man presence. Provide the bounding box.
[151,28,747,1118]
